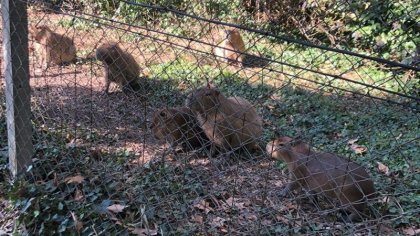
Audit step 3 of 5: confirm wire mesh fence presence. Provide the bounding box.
[1,0,419,235]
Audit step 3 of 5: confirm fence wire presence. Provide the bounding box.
[1,0,419,235]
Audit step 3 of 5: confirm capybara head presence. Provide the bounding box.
[95,43,122,64]
[150,108,180,141]
[30,25,52,42]
[266,136,312,160]
[187,86,223,113]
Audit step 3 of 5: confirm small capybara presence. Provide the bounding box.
[95,42,143,94]
[150,107,209,153]
[186,85,262,157]
[30,25,76,68]
[266,136,376,222]
[214,28,246,65]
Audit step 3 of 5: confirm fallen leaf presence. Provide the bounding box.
[351,144,367,154]
[66,139,87,149]
[347,138,359,145]
[193,200,213,214]
[130,228,158,236]
[71,211,83,232]
[107,204,127,213]
[166,153,176,161]
[403,227,420,236]
[224,197,235,206]
[224,197,248,211]
[245,214,257,221]
[377,162,390,176]
[191,215,203,224]
[261,219,272,226]
[210,217,226,228]
[220,227,228,233]
[64,175,85,184]
[74,188,84,201]
[266,104,275,110]
[278,201,297,211]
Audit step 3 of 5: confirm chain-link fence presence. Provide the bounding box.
[1,0,419,235]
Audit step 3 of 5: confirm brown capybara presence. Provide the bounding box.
[214,28,246,65]
[187,85,262,157]
[266,137,376,222]
[30,25,76,67]
[150,107,209,153]
[95,42,143,94]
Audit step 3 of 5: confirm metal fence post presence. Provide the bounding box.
[2,0,33,176]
